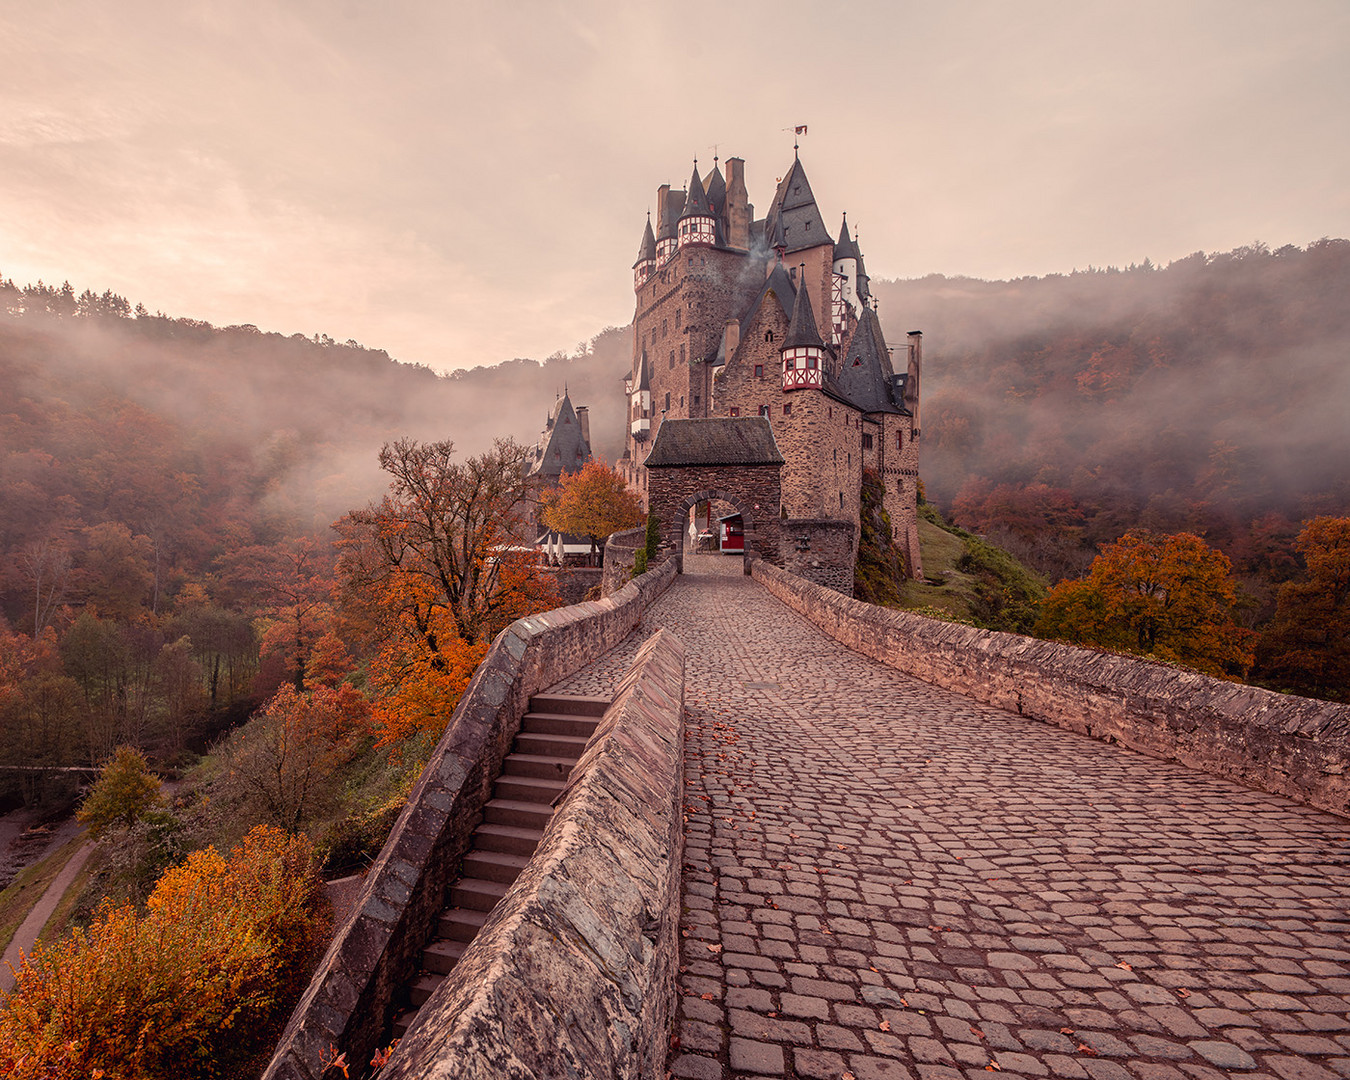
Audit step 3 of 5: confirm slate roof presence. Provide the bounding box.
[834,214,860,262]
[765,157,833,254]
[782,266,826,351]
[681,164,713,220]
[720,261,797,362]
[833,307,906,415]
[705,162,727,218]
[633,216,657,268]
[657,187,686,241]
[645,417,784,467]
[636,349,650,392]
[527,391,592,478]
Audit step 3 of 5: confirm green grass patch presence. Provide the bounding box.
[0,835,86,956]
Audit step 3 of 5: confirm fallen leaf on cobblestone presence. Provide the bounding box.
[701,993,714,1001]
[1059,1028,1074,1035]
[1176,988,1191,998]
[880,1020,891,1031]
[986,1061,1001,1071]
[842,1072,856,1080]
[1076,1044,1097,1055]
[971,1027,985,1039]
[1115,962,1132,971]
[707,944,723,954]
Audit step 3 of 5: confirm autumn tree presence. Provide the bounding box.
[539,459,643,565]
[0,825,326,1080]
[336,438,558,743]
[1255,516,1350,701]
[212,683,369,835]
[75,745,163,838]
[1035,530,1256,676]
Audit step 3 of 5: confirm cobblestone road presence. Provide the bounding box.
[551,573,1350,1080]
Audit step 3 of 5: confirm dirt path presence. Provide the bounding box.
[0,829,91,994]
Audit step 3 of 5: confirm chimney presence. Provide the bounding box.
[576,406,591,452]
[723,319,740,363]
[905,331,922,433]
[725,157,751,251]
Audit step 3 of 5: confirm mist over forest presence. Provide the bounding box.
[3,236,1347,631]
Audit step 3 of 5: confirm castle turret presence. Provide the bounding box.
[781,266,826,391]
[832,213,864,321]
[655,184,681,263]
[631,350,652,441]
[678,162,717,248]
[633,214,657,289]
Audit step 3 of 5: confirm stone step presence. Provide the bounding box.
[484,797,555,830]
[409,972,443,1008]
[422,937,467,975]
[449,876,510,911]
[436,905,489,942]
[501,752,576,781]
[492,773,566,803]
[392,1007,416,1040]
[514,731,592,760]
[474,821,545,856]
[528,693,609,717]
[520,711,602,738]
[462,849,529,885]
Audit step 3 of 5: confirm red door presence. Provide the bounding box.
[720,515,744,551]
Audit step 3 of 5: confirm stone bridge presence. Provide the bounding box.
[268,556,1350,1080]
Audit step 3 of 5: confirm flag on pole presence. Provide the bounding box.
[795,125,808,135]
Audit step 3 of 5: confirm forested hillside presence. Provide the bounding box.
[871,239,1350,609]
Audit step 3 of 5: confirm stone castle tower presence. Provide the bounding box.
[619,151,923,580]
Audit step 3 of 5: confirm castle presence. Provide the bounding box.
[618,150,923,583]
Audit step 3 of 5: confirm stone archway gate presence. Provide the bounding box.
[643,417,784,569]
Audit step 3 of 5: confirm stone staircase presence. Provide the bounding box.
[390,692,610,1040]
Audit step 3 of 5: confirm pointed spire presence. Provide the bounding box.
[680,161,714,220]
[834,213,860,262]
[633,213,657,268]
[637,349,651,392]
[770,212,787,256]
[783,264,825,351]
[705,160,727,218]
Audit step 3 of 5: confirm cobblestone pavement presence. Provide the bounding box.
[551,574,1350,1080]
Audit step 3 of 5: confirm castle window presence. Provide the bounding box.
[754,364,763,377]
[730,407,740,416]
[662,319,668,338]
[765,330,774,343]
[680,396,684,407]
[679,344,685,363]
[669,351,675,369]
[665,392,670,411]
[896,431,903,450]
[783,402,792,416]
[847,452,851,466]
[758,404,769,417]
[675,310,680,329]
[828,407,832,419]
[862,433,873,450]
[692,394,699,407]
[839,491,844,508]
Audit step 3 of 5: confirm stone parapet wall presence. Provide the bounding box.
[750,557,1350,817]
[380,629,687,1080]
[264,558,679,1080]
[602,525,645,597]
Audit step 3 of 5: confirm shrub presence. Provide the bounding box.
[0,825,327,1080]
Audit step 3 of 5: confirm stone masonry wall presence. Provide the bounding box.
[647,463,782,567]
[751,557,1350,817]
[378,628,687,1080]
[602,525,645,597]
[263,559,679,1080]
[780,518,856,594]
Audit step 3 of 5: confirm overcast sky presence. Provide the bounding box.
[2,0,1347,373]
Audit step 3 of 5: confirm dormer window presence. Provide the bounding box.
[764,330,774,343]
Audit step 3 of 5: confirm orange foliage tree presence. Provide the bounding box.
[0,825,326,1080]
[1255,516,1350,701]
[539,459,643,565]
[335,438,558,744]
[1035,530,1256,677]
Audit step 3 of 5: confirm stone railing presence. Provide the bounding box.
[750,556,1350,817]
[601,525,646,597]
[264,558,679,1080]
[380,628,686,1080]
